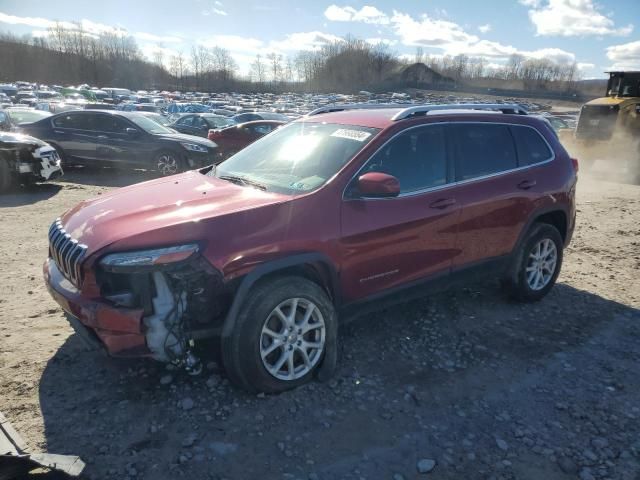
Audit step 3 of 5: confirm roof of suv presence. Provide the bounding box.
[301,103,533,129]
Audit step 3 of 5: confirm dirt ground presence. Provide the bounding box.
[0,168,639,480]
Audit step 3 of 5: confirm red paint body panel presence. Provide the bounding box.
[44,109,577,357]
[44,259,148,356]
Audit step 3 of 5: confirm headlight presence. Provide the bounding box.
[180,142,208,153]
[100,244,199,272]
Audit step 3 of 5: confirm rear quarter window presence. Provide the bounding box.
[453,124,517,181]
[511,126,553,166]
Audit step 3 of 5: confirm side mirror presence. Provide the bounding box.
[357,172,400,198]
[125,127,139,136]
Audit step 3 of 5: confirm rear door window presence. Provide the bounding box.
[94,114,130,134]
[452,124,517,181]
[511,125,553,166]
[53,113,88,129]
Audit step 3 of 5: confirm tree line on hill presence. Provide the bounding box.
[0,23,586,95]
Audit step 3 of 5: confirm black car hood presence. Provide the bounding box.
[0,132,46,147]
[153,132,216,147]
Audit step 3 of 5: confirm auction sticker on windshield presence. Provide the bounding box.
[330,129,372,142]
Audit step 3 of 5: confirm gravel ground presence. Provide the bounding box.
[0,168,638,480]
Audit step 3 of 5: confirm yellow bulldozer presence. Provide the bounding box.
[562,71,640,180]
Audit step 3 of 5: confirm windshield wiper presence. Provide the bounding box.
[218,174,267,191]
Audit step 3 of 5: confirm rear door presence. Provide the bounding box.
[51,112,97,160]
[450,122,553,269]
[340,124,462,301]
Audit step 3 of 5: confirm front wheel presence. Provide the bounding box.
[503,223,564,302]
[222,276,337,393]
[154,150,185,176]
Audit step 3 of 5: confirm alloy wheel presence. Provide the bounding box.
[157,154,178,176]
[526,238,558,291]
[260,298,326,381]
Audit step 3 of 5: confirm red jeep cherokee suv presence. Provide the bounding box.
[44,103,577,393]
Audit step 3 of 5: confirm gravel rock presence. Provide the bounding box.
[159,374,173,385]
[181,398,194,411]
[209,442,238,456]
[182,433,198,447]
[558,456,578,474]
[495,438,509,451]
[417,458,436,474]
[579,468,596,480]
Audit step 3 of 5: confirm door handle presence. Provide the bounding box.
[429,198,456,209]
[517,180,537,190]
[97,135,108,139]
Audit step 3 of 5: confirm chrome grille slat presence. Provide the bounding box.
[48,218,87,288]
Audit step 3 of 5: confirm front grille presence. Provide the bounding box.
[575,104,619,141]
[48,218,87,288]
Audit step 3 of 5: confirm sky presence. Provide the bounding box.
[0,0,639,79]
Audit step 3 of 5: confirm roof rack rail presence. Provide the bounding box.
[306,103,407,116]
[391,103,528,120]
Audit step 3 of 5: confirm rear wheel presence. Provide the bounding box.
[503,223,563,302]
[222,276,337,393]
[155,150,185,176]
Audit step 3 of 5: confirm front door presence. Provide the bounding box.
[340,124,461,302]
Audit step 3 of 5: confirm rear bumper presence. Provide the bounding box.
[43,259,150,357]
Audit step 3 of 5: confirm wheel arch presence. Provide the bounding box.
[221,253,340,341]
[512,206,570,260]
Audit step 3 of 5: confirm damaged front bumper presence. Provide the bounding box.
[43,259,149,357]
[26,145,63,181]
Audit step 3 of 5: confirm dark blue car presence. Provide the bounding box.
[20,110,218,176]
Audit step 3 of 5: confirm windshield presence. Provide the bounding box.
[8,110,51,124]
[211,122,379,195]
[128,114,174,134]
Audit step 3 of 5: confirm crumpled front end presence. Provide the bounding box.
[44,218,230,369]
[0,133,63,184]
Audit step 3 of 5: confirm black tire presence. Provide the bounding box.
[503,223,564,302]
[222,276,337,393]
[154,150,186,176]
[48,143,68,165]
[0,155,14,192]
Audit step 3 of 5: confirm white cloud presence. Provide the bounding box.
[269,31,342,52]
[390,10,478,47]
[203,8,227,16]
[522,47,576,64]
[577,62,595,70]
[0,12,73,29]
[198,34,264,52]
[134,32,183,44]
[324,5,388,24]
[606,40,640,70]
[478,24,491,34]
[365,37,397,46]
[524,0,633,37]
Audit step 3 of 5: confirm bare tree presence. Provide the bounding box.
[250,54,265,83]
